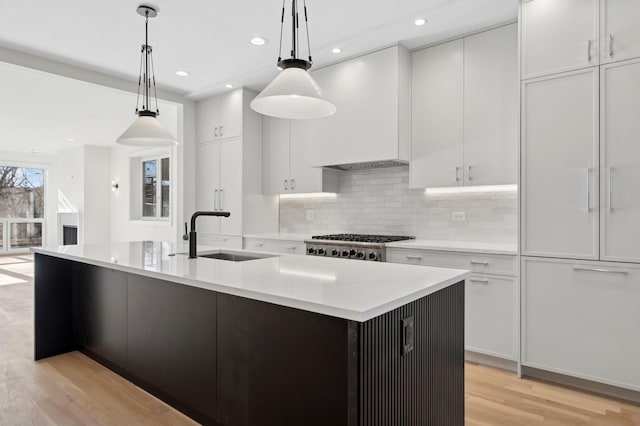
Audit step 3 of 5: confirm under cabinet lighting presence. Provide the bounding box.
[425,185,517,195]
[279,193,337,199]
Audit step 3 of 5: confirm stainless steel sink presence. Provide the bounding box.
[199,252,274,262]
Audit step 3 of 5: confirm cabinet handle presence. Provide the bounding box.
[608,167,614,213]
[468,277,489,284]
[220,189,224,210]
[284,179,289,190]
[454,166,460,183]
[586,39,592,62]
[586,168,592,212]
[254,243,264,247]
[467,165,472,182]
[470,260,489,266]
[406,255,423,260]
[214,126,219,138]
[220,125,224,136]
[573,266,628,275]
[214,189,219,210]
[285,245,297,250]
[291,179,296,190]
[608,33,614,58]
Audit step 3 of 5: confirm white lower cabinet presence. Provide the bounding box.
[243,237,305,255]
[387,247,518,361]
[522,257,640,391]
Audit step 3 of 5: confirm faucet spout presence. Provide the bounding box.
[189,211,231,258]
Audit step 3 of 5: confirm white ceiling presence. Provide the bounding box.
[0,0,517,100]
[0,62,178,154]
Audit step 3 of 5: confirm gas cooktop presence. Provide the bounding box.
[310,234,415,244]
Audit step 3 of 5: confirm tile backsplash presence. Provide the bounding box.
[279,167,517,243]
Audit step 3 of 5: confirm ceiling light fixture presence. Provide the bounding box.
[176,70,190,77]
[332,47,342,54]
[251,0,336,120]
[117,4,177,147]
[250,36,268,46]
[414,18,427,26]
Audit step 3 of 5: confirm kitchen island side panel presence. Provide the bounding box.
[359,281,465,426]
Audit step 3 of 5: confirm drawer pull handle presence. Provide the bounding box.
[285,245,297,250]
[469,278,489,284]
[254,243,264,247]
[406,256,423,260]
[573,267,628,275]
[470,260,489,266]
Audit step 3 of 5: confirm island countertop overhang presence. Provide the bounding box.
[33,241,469,322]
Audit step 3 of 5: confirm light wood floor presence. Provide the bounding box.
[1,255,639,425]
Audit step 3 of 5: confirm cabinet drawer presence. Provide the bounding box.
[243,238,305,255]
[386,248,517,276]
[199,234,243,250]
[522,257,640,391]
[465,274,516,360]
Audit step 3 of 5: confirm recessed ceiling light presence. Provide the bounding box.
[176,70,190,77]
[225,84,233,89]
[250,36,268,46]
[332,47,342,54]
[414,18,427,26]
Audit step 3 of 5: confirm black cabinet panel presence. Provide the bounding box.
[127,274,217,423]
[71,263,127,367]
[217,293,353,426]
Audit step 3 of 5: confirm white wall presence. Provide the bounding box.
[83,146,111,244]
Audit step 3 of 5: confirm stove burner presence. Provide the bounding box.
[311,234,415,244]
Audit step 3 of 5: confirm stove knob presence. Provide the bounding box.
[349,249,357,256]
[331,249,339,256]
[356,251,364,258]
[342,250,350,257]
[368,252,377,260]
[318,248,326,256]
[307,247,316,255]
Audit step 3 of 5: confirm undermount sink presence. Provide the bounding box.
[198,251,276,262]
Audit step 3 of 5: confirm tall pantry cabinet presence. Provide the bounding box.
[196,89,277,248]
[520,0,640,392]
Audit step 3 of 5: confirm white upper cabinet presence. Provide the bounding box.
[600,0,640,64]
[302,45,411,167]
[521,0,599,79]
[197,90,243,143]
[411,24,518,189]
[600,59,640,263]
[521,69,600,259]
[463,24,518,186]
[262,117,338,195]
[411,39,464,188]
[196,141,223,235]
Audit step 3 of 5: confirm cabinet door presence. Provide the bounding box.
[289,120,327,194]
[197,142,221,234]
[600,59,640,263]
[220,138,243,236]
[522,257,640,392]
[465,274,516,360]
[262,117,291,195]
[600,0,640,64]
[197,97,219,143]
[218,90,243,140]
[306,46,403,167]
[521,0,599,79]
[521,69,599,259]
[463,24,518,186]
[411,39,464,188]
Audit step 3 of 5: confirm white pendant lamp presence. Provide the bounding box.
[117,5,177,146]
[251,0,336,120]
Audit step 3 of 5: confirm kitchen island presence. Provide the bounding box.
[34,241,468,426]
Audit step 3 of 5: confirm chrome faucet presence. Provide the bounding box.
[188,211,231,258]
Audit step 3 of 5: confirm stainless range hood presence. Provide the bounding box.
[323,159,409,171]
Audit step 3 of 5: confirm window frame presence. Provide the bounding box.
[139,155,171,221]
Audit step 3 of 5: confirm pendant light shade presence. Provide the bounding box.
[117,5,177,146]
[117,112,177,146]
[251,0,336,120]
[251,66,336,120]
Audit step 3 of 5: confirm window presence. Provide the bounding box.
[141,156,170,220]
[0,166,45,251]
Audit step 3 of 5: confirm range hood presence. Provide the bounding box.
[324,159,409,171]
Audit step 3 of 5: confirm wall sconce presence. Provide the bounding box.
[111,181,120,192]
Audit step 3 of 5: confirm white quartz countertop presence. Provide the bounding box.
[243,233,312,242]
[33,241,468,322]
[385,240,518,255]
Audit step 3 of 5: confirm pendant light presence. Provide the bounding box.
[251,0,336,120]
[117,5,177,146]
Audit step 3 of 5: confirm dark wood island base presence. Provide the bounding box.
[35,253,464,426]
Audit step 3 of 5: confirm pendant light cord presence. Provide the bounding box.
[303,0,312,64]
[134,8,160,116]
[277,0,313,66]
[277,0,285,64]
